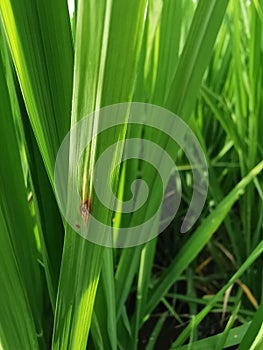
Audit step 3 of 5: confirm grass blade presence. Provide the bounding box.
[145,160,263,321]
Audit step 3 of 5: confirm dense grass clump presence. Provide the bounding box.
[0,0,262,349]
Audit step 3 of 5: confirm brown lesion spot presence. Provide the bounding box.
[80,198,92,225]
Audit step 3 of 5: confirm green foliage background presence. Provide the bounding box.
[0,0,263,349]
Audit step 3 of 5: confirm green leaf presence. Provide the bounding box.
[0,0,73,180]
[0,29,42,349]
[145,160,263,321]
[52,1,147,349]
[173,323,250,350]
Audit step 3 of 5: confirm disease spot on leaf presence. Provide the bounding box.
[80,198,92,225]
